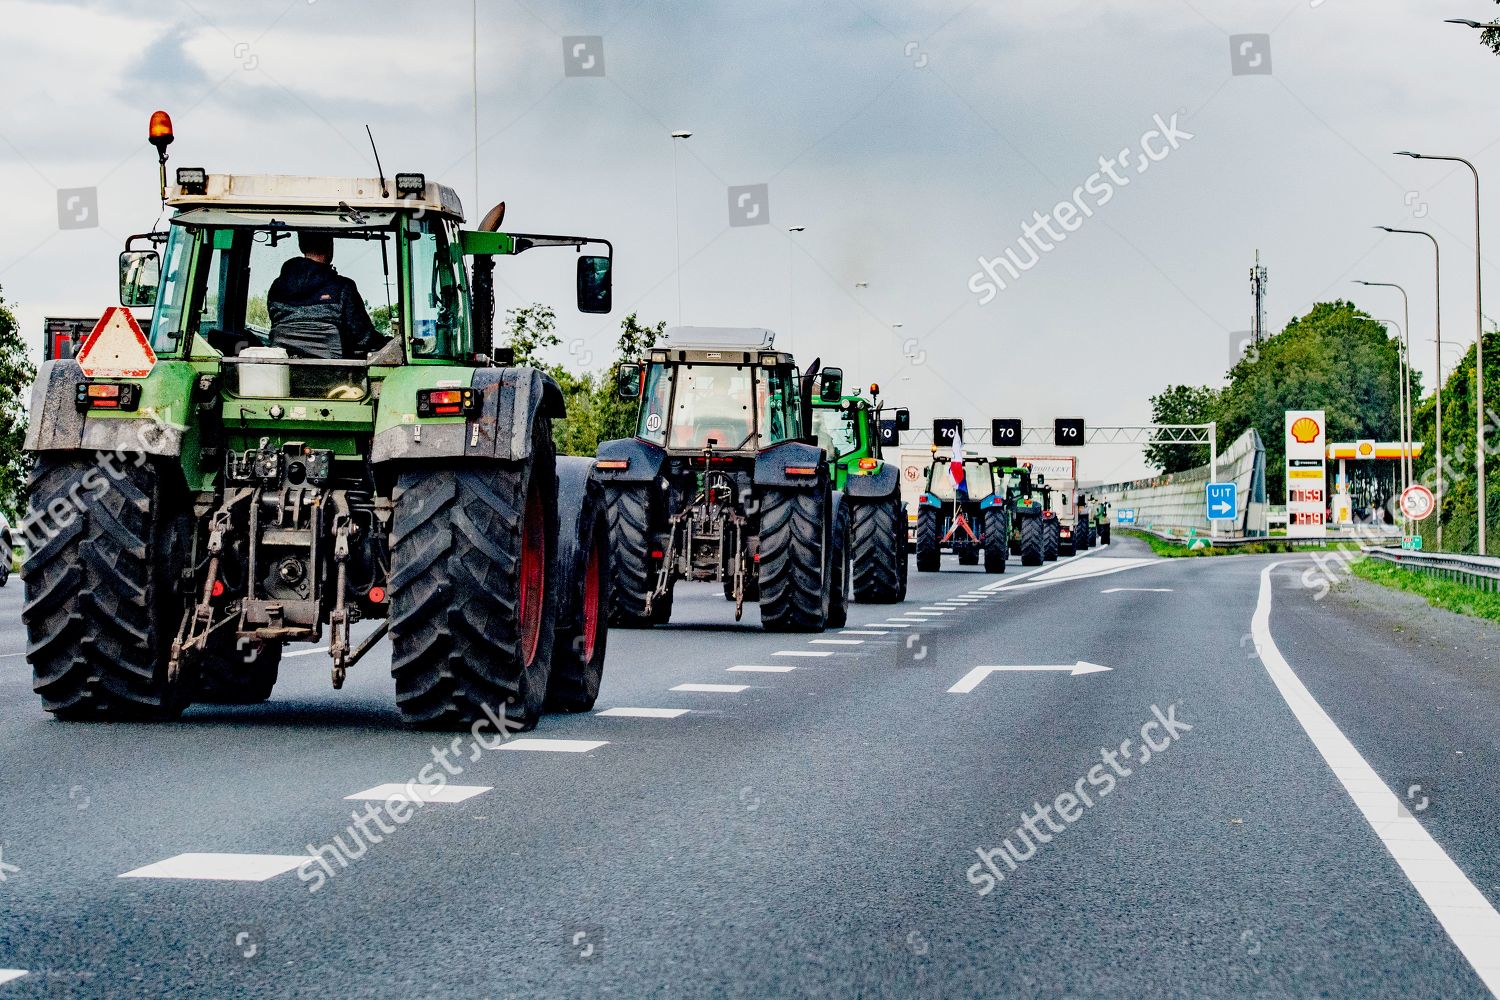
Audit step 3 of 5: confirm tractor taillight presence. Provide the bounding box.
[416,388,477,418]
[368,586,386,604]
[75,381,139,412]
[211,580,225,598]
[857,458,878,470]
[650,549,664,559]
[784,465,818,476]
[596,459,629,470]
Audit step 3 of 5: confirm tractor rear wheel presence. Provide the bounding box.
[757,486,829,632]
[916,507,941,572]
[849,495,904,603]
[1043,520,1059,562]
[1020,516,1044,567]
[983,509,1008,574]
[545,457,610,713]
[389,416,558,731]
[601,484,666,628]
[1101,523,1111,545]
[23,456,193,720]
[826,502,851,628]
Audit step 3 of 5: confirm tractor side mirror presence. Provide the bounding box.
[577,255,612,314]
[1035,474,1046,486]
[616,363,642,400]
[119,250,160,308]
[895,407,910,431]
[819,367,844,402]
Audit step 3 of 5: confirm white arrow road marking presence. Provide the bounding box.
[346,784,490,803]
[0,971,29,985]
[596,707,690,718]
[948,662,1112,693]
[1101,587,1174,593]
[501,738,608,753]
[1254,562,1500,994]
[119,853,311,882]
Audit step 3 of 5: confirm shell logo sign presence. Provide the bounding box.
[1355,439,1376,460]
[1289,415,1321,444]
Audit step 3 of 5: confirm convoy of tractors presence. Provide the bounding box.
[15,112,1109,730]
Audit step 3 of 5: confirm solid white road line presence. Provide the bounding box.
[596,707,690,718]
[119,853,310,882]
[345,783,490,804]
[0,971,27,985]
[672,683,749,693]
[812,638,863,645]
[1254,562,1500,995]
[501,738,608,753]
[774,650,831,657]
[729,665,796,673]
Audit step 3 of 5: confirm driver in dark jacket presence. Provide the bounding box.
[266,232,388,359]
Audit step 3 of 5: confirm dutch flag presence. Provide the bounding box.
[950,429,967,501]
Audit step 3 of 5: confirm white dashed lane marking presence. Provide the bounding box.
[345,784,490,804]
[501,738,608,753]
[596,707,690,718]
[729,665,796,673]
[0,971,27,985]
[841,630,888,636]
[672,683,750,693]
[119,853,310,882]
[812,639,863,645]
[774,650,831,658]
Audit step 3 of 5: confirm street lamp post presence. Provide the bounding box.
[1397,152,1484,553]
[1375,226,1444,546]
[671,131,692,325]
[1356,282,1412,522]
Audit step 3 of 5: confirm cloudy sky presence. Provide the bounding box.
[1,0,1496,480]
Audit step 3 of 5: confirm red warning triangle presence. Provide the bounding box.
[77,306,156,378]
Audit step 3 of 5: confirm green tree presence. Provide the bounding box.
[1480,2,1500,54]
[596,312,665,444]
[1410,327,1500,553]
[1144,384,1219,473]
[501,303,560,370]
[0,287,35,518]
[1215,301,1409,500]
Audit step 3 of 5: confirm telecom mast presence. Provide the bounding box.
[1250,250,1269,345]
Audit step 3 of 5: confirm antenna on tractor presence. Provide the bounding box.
[366,125,389,199]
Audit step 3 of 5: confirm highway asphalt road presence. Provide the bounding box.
[0,536,1497,998]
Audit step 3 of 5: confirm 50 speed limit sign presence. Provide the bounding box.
[1399,484,1435,521]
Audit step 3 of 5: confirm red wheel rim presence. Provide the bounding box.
[518,481,546,666]
[580,535,601,662]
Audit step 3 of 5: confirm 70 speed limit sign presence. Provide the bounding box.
[1399,484,1435,521]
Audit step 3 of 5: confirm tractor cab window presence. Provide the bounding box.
[637,362,673,445]
[926,459,995,501]
[668,364,755,450]
[812,406,859,458]
[149,224,195,355]
[406,219,467,359]
[756,365,798,444]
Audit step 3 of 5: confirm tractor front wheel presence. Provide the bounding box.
[983,509,1008,574]
[757,486,829,632]
[1020,516,1044,567]
[916,507,941,572]
[850,495,905,603]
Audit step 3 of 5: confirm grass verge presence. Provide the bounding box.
[1119,529,1355,558]
[1350,558,1500,624]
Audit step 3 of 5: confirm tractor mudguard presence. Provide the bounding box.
[753,439,827,489]
[844,462,899,500]
[592,438,668,484]
[26,359,187,457]
[371,366,565,465]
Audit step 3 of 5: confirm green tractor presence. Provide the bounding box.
[594,329,841,631]
[996,462,1048,567]
[810,381,910,603]
[914,452,1011,573]
[19,112,614,729]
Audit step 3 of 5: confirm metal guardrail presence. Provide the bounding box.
[1363,547,1500,593]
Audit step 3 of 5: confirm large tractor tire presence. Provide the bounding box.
[1043,520,1059,562]
[757,486,829,632]
[22,456,194,720]
[983,509,1008,574]
[601,484,672,627]
[1020,516,1045,567]
[545,457,610,714]
[915,507,941,573]
[826,501,851,629]
[849,495,905,603]
[389,416,558,731]
[195,637,281,705]
[1100,523,1112,545]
